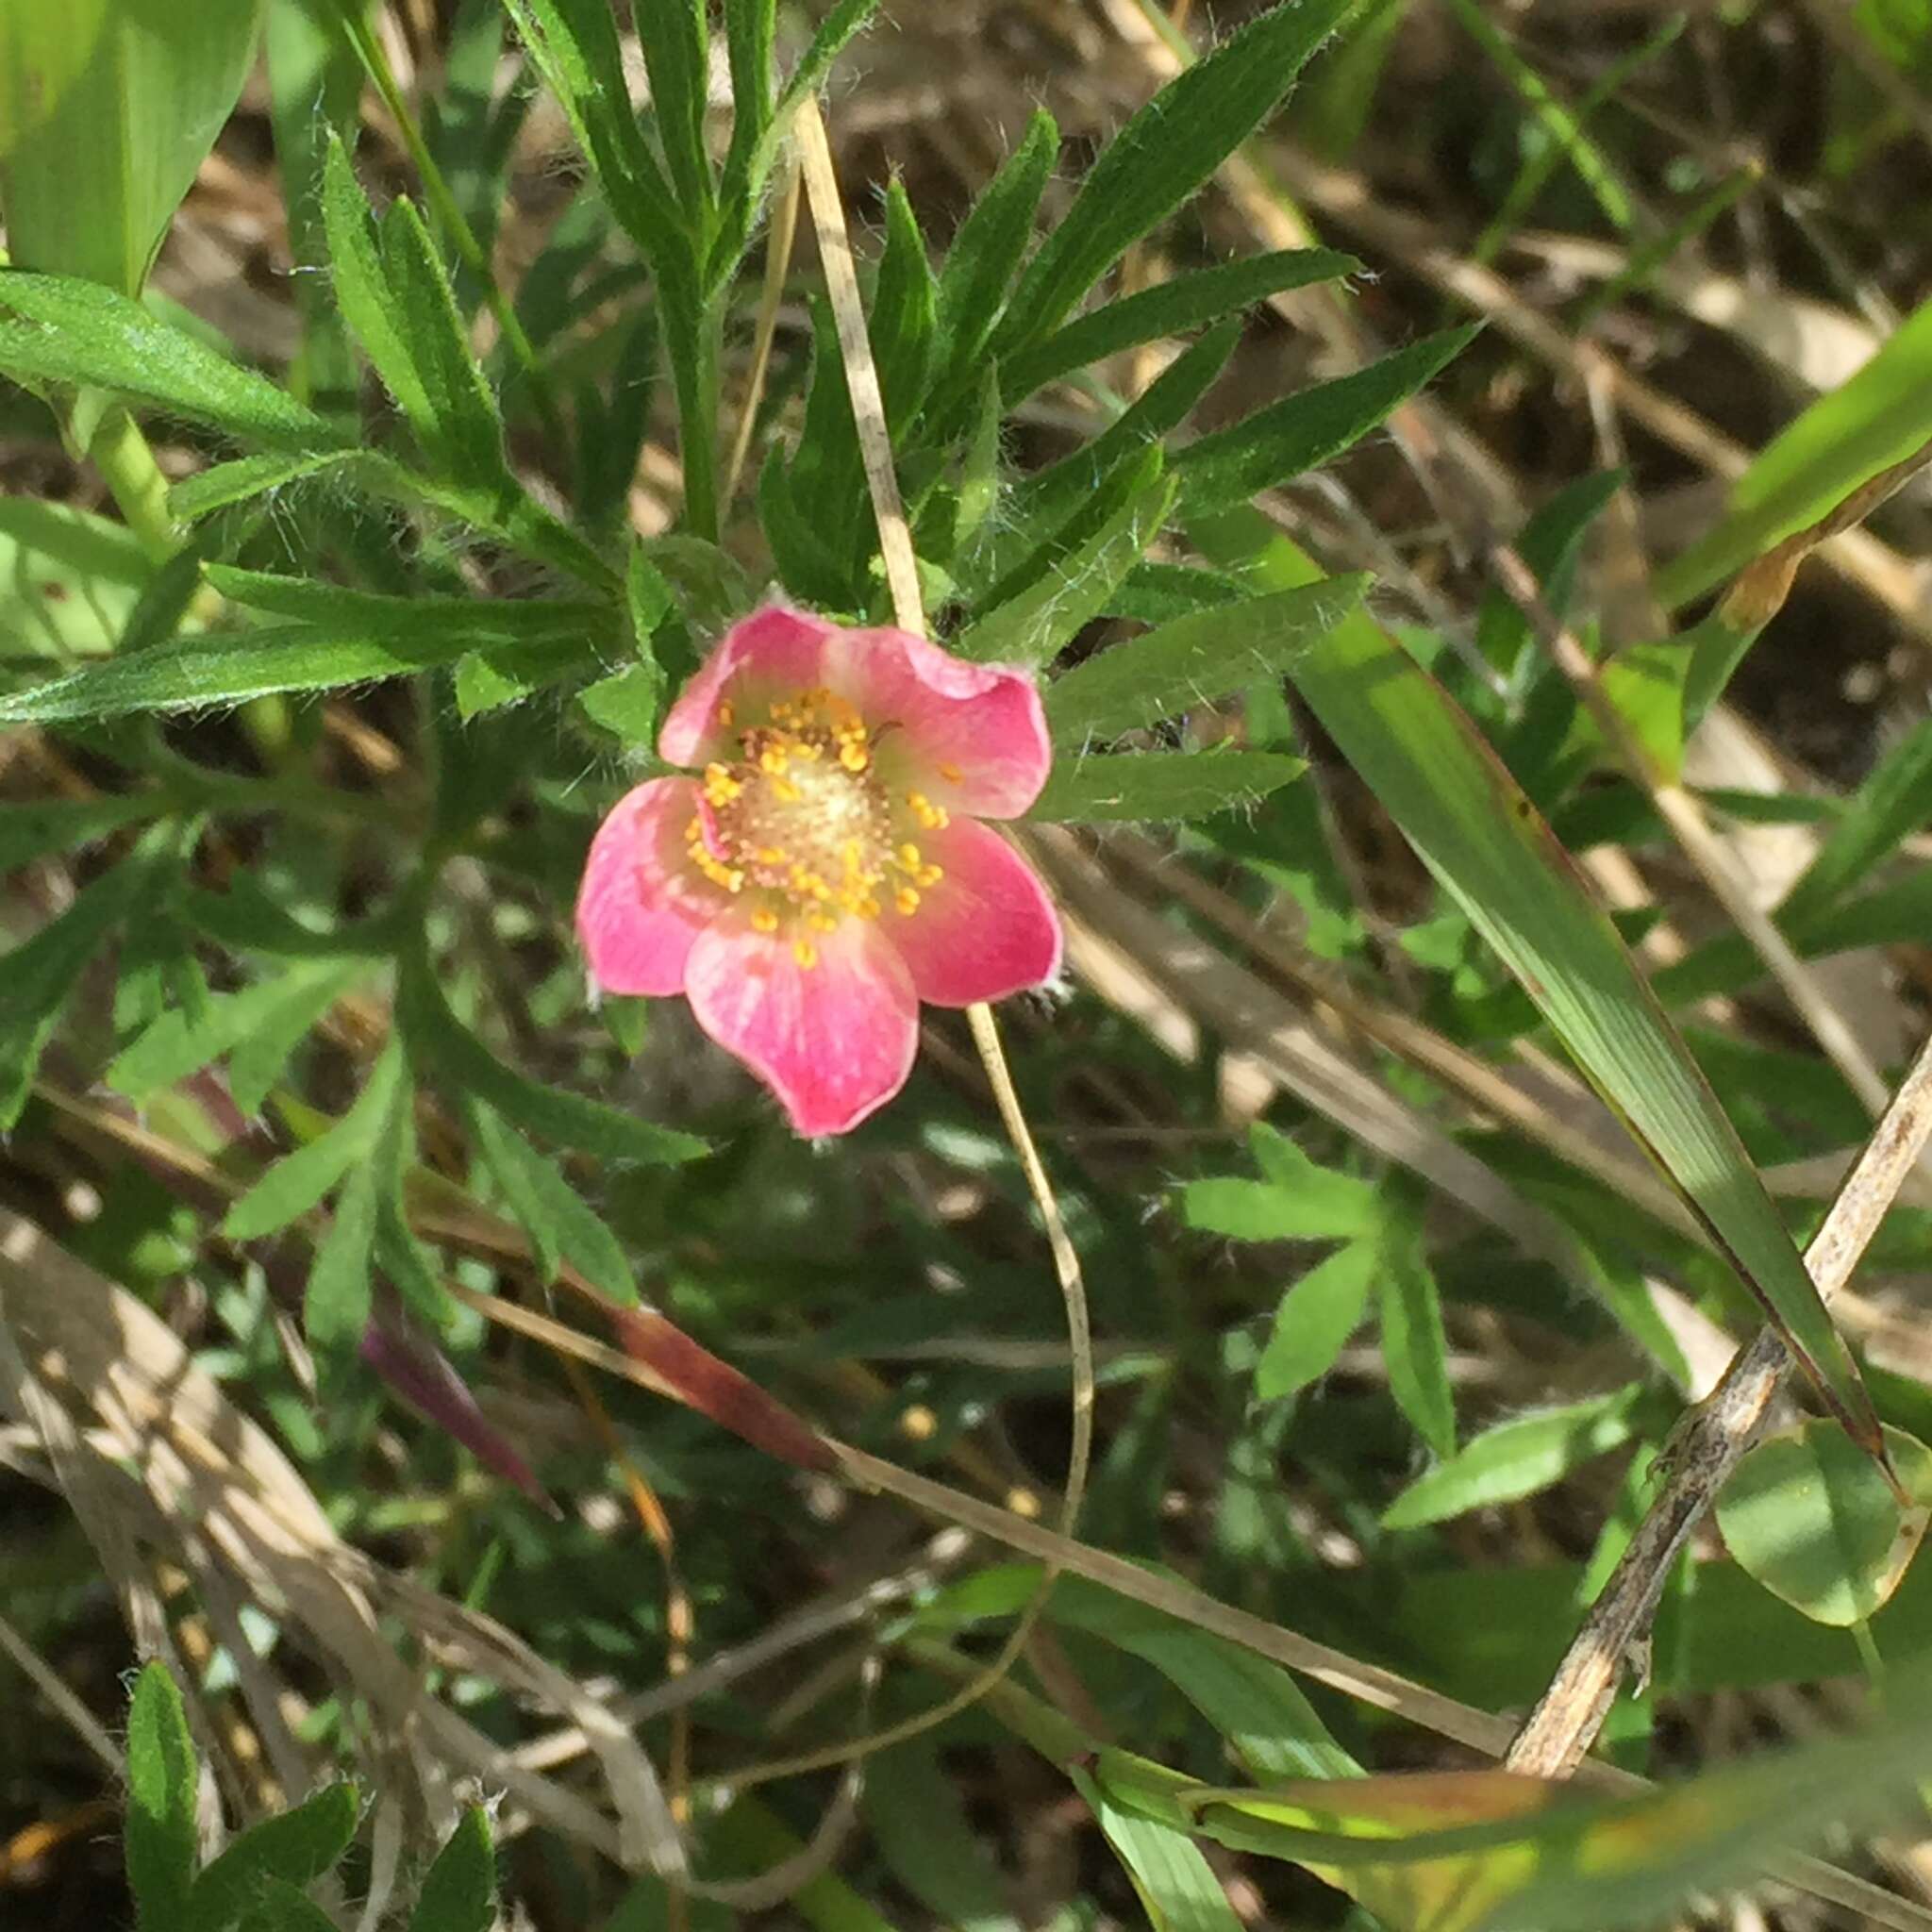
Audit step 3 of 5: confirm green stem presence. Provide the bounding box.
[83,403,181,563]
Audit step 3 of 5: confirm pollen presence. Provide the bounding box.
[691,687,958,940]
[792,939,819,969]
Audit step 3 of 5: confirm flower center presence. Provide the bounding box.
[683,689,948,967]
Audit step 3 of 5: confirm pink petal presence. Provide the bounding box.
[575,778,725,996]
[658,604,836,767]
[888,819,1063,1006]
[683,916,918,1137]
[823,626,1052,819]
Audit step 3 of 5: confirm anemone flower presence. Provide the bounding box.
[577,604,1062,1136]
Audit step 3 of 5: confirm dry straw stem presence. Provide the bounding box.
[1508,1024,1932,1780]
[721,156,802,508]
[1261,149,1932,639]
[723,93,1097,1788]
[1487,540,1898,1121]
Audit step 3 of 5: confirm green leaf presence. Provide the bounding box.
[0,274,337,449]
[1077,1766,1244,1932]
[1003,248,1359,403]
[1175,326,1479,514]
[109,965,353,1105]
[0,620,595,724]
[1256,1241,1378,1403]
[1382,1385,1648,1529]
[224,1041,405,1241]
[408,1808,496,1932]
[929,108,1058,387]
[632,0,711,223]
[0,498,158,657]
[321,134,439,447]
[205,569,608,642]
[169,450,363,523]
[992,0,1352,352]
[0,855,162,1127]
[1049,1576,1358,1782]
[1193,504,1886,1457]
[188,1783,358,1932]
[1045,578,1363,747]
[1657,291,1932,608]
[125,1662,199,1932]
[0,792,170,873]
[1027,748,1306,823]
[397,947,704,1166]
[718,0,775,247]
[0,0,258,294]
[954,458,1176,666]
[307,1160,378,1363]
[872,177,939,432]
[234,1877,340,1932]
[865,1744,1021,1932]
[578,661,666,742]
[227,968,363,1119]
[1778,713,1932,927]
[376,192,510,488]
[1717,1422,1932,1626]
[1183,1133,1377,1241]
[1380,1205,1456,1460]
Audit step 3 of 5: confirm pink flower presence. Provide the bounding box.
[576,604,1062,1137]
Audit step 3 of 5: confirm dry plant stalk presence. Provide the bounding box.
[1508,1027,1932,1778]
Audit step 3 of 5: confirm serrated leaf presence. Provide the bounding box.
[408,1807,496,1932]
[1256,1241,1378,1403]
[1028,748,1306,822]
[224,1041,404,1241]
[1382,1385,1648,1529]
[1176,326,1479,514]
[1004,247,1360,403]
[1717,1422,1932,1626]
[188,1783,358,1932]
[0,274,334,449]
[1182,1152,1376,1241]
[1045,577,1362,747]
[1194,504,1886,1458]
[992,0,1352,352]
[125,1661,198,1932]
[397,947,703,1166]
[228,967,364,1118]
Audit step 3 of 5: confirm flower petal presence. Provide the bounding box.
[683,915,918,1137]
[575,778,724,996]
[658,604,835,767]
[889,819,1062,1006]
[822,626,1052,819]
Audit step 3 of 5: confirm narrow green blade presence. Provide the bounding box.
[1194,506,1883,1456]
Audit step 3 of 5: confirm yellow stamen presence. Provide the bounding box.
[938,761,963,782]
[792,939,818,970]
[750,906,779,934]
[894,887,920,916]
